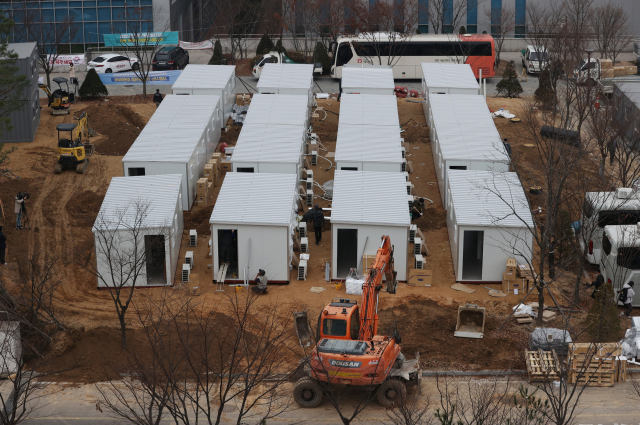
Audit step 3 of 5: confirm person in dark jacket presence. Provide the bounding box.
[251,269,268,295]
[585,271,604,299]
[0,226,6,265]
[411,198,425,222]
[311,205,325,245]
[153,89,163,107]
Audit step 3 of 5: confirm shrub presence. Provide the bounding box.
[535,69,554,109]
[256,34,274,55]
[209,40,223,65]
[78,68,108,98]
[585,282,621,343]
[496,61,523,98]
[275,39,286,53]
[312,42,331,74]
[459,26,467,34]
[287,51,306,64]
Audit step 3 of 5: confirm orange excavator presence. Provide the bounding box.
[293,236,421,408]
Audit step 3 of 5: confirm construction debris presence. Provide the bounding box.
[526,349,560,382]
[451,283,476,293]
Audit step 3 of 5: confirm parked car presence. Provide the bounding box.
[87,54,140,73]
[152,46,189,70]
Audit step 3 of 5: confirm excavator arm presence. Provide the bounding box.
[38,84,52,103]
[358,236,397,341]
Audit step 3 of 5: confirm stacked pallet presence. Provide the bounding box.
[568,343,621,387]
[526,349,560,382]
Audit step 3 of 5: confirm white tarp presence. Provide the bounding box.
[179,40,215,50]
[346,277,364,295]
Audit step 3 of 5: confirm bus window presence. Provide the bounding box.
[618,247,640,269]
[336,43,353,66]
[582,199,594,219]
[618,211,640,225]
[323,319,347,336]
[603,234,612,256]
[599,211,619,228]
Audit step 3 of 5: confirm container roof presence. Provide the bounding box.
[335,124,403,163]
[448,170,533,227]
[93,174,182,231]
[231,124,305,163]
[171,64,235,89]
[8,42,36,58]
[339,94,400,127]
[257,63,314,90]
[585,190,640,210]
[210,173,298,226]
[243,94,309,126]
[341,66,395,90]
[331,170,410,226]
[615,82,640,110]
[604,225,640,247]
[421,63,479,90]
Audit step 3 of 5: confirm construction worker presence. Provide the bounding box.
[585,271,604,299]
[312,205,325,245]
[411,198,425,222]
[252,269,268,295]
[0,226,6,265]
[153,89,163,108]
[14,193,24,230]
[620,281,635,318]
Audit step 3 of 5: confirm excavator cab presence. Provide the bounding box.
[55,112,94,174]
[39,77,71,115]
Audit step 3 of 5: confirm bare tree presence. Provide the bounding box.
[387,390,435,425]
[485,5,515,68]
[428,0,468,35]
[112,7,166,98]
[79,199,162,350]
[591,2,633,66]
[11,6,76,87]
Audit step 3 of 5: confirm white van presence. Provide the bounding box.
[580,189,640,265]
[600,224,640,306]
[521,45,548,74]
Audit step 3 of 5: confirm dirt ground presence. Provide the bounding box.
[0,93,606,382]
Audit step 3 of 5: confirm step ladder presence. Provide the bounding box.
[216,262,228,292]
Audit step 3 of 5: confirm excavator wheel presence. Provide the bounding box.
[76,159,88,174]
[377,378,407,408]
[293,377,323,408]
[54,163,62,174]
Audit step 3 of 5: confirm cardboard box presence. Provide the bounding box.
[196,177,208,194]
[601,68,615,78]
[614,66,626,77]
[627,66,637,75]
[212,152,222,162]
[362,255,377,274]
[517,264,532,277]
[220,160,232,172]
[408,269,432,286]
[236,94,250,106]
[506,258,517,274]
[600,58,612,68]
[207,182,213,197]
[204,163,215,181]
[503,272,516,282]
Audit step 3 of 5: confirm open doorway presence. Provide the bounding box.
[336,229,358,277]
[217,229,238,279]
[145,235,166,285]
[462,230,484,280]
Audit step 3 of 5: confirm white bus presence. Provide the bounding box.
[580,188,640,265]
[600,224,640,306]
[328,33,495,80]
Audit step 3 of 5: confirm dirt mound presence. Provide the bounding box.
[414,207,447,231]
[184,204,215,235]
[378,298,528,370]
[401,117,430,144]
[65,190,104,227]
[78,104,147,156]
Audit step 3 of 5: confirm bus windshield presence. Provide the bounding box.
[618,247,640,269]
[336,43,353,66]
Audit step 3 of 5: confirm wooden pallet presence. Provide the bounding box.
[570,356,616,372]
[568,370,615,387]
[569,343,621,358]
[526,349,560,382]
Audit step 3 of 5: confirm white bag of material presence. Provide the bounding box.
[315,93,330,99]
[513,304,533,316]
[346,278,364,295]
[632,317,640,329]
[495,109,516,119]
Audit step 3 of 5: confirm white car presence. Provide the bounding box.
[87,54,140,74]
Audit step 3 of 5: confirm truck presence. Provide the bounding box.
[521,45,549,74]
[574,57,640,94]
[252,51,323,78]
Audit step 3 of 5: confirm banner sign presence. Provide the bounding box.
[47,54,86,66]
[104,31,179,47]
[98,70,182,85]
[179,40,214,50]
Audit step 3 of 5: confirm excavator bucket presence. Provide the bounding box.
[83,143,94,156]
[293,311,314,348]
[454,304,486,339]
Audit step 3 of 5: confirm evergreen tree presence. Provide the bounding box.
[208,40,223,65]
[535,69,554,110]
[496,61,523,98]
[313,42,331,75]
[0,13,30,138]
[585,282,621,343]
[459,26,467,34]
[275,39,286,53]
[256,34,274,55]
[79,68,108,98]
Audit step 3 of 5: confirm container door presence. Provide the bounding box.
[462,231,484,280]
[336,229,358,277]
[145,235,167,285]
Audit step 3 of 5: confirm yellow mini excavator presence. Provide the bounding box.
[39,77,71,115]
[55,111,94,174]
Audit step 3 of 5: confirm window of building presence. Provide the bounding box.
[443,0,453,33]
[83,8,97,21]
[490,0,501,36]
[85,22,98,42]
[466,0,477,34]
[515,0,525,38]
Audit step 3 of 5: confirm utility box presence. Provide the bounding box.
[455,304,486,339]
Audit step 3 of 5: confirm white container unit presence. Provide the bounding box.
[257,63,314,108]
[210,173,298,284]
[331,171,410,281]
[429,94,509,208]
[231,124,306,176]
[446,170,533,283]
[92,174,184,288]
[341,65,395,95]
[421,63,480,126]
[339,94,400,127]
[243,94,311,129]
[0,322,21,377]
[335,124,404,172]
[171,64,236,127]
